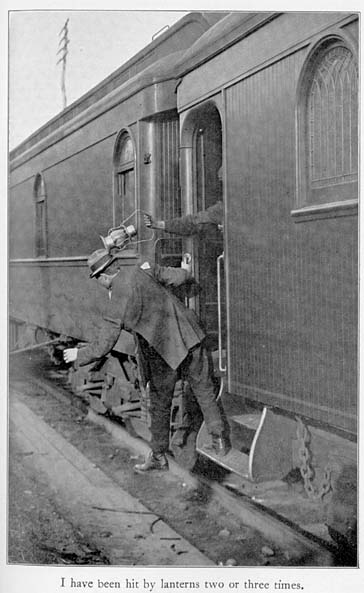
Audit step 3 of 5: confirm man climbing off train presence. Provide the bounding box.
[63,248,230,472]
[143,166,224,235]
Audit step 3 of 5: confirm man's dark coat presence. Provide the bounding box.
[76,263,205,370]
[164,201,223,235]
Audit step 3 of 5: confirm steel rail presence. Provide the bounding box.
[9,338,63,356]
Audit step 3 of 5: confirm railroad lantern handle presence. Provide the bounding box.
[217,252,226,373]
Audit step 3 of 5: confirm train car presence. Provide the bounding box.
[172,11,358,549]
[9,11,358,552]
[9,9,225,399]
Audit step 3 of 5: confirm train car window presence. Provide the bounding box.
[295,40,358,220]
[114,133,136,226]
[33,174,47,257]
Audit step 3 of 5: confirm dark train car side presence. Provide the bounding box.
[175,11,358,549]
[9,12,223,352]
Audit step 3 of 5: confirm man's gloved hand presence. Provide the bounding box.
[181,253,192,277]
[143,213,153,227]
[143,213,165,230]
[63,348,78,364]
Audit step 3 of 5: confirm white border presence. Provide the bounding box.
[2,3,363,592]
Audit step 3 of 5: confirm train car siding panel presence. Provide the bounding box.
[9,180,36,258]
[9,94,145,260]
[9,263,97,339]
[9,111,183,349]
[225,48,357,433]
[9,135,116,260]
[177,12,353,112]
[44,137,116,258]
[9,74,183,263]
[157,117,183,266]
[9,261,138,346]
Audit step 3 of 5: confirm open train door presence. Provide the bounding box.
[174,102,229,468]
[180,101,292,481]
[180,102,225,355]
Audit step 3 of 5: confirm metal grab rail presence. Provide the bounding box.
[217,253,226,373]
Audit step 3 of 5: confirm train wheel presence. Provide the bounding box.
[34,326,53,344]
[170,429,198,471]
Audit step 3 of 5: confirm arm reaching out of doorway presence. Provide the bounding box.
[143,201,224,236]
[143,214,165,230]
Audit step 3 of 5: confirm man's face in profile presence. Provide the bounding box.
[96,273,115,290]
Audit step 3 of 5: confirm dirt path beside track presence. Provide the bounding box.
[10,393,214,566]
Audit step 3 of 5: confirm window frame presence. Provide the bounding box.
[113,130,137,228]
[294,34,358,222]
[33,173,48,257]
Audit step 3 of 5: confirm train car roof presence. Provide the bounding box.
[175,11,358,77]
[175,12,281,76]
[10,11,227,160]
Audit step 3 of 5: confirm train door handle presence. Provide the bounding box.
[217,253,226,373]
[182,253,192,308]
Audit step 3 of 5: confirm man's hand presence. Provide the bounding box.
[181,253,192,277]
[63,348,78,364]
[143,213,153,227]
[143,213,165,230]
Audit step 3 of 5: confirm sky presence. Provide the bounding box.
[8,10,187,149]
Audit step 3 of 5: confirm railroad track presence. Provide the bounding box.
[9,350,341,567]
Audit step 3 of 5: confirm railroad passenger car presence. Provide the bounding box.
[9,10,224,391]
[173,11,358,548]
[9,11,358,552]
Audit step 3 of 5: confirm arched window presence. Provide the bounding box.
[33,174,47,257]
[295,38,358,218]
[113,132,136,224]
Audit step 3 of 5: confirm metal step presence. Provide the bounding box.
[199,444,250,478]
[228,413,262,454]
[230,413,261,431]
[196,424,250,478]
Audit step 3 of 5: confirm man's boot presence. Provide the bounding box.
[210,434,231,457]
[134,451,169,473]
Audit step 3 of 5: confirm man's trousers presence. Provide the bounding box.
[137,335,224,455]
